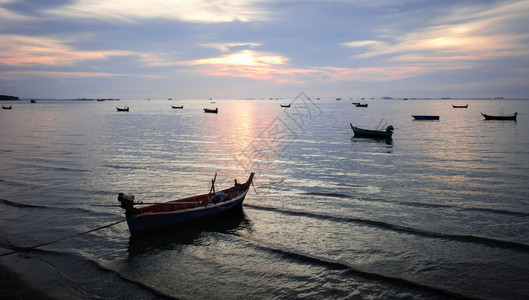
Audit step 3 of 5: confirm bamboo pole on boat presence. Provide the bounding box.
[375,118,384,130]
[209,173,217,195]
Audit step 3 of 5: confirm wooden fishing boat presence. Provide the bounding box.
[350,123,393,138]
[280,104,290,108]
[2,105,12,110]
[116,106,129,112]
[412,115,439,120]
[118,173,255,235]
[452,104,468,108]
[354,103,368,107]
[204,108,218,113]
[171,105,183,109]
[481,112,517,120]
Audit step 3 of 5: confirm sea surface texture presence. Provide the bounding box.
[1,98,528,299]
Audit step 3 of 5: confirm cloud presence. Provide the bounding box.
[44,0,268,23]
[183,49,295,82]
[0,34,135,66]
[179,48,429,83]
[200,42,262,52]
[317,66,428,82]
[0,0,36,24]
[345,0,529,66]
[187,50,287,67]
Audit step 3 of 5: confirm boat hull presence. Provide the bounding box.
[125,190,248,234]
[412,115,439,120]
[481,113,517,120]
[350,123,393,138]
[204,108,218,113]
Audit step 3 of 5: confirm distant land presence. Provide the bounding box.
[0,95,20,101]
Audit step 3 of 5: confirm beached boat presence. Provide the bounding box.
[116,106,129,112]
[171,105,183,109]
[2,105,12,110]
[412,115,439,120]
[118,173,255,235]
[354,103,368,107]
[350,123,393,138]
[280,104,290,108]
[204,108,218,113]
[481,112,517,120]
[452,104,468,108]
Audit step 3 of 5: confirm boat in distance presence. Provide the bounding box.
[171,105,183,109]
[350,123,393,138]
[116,106,129,112]
[204,108,218,113]
[412,115,439,120]
[481,112,517,120]
[2,105,12,109]
[354,103,368,107]
[118,173,255,235]
[280,104,291,108]
[452,104,468,108]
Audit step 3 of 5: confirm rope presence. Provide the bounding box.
[0,219,126,257]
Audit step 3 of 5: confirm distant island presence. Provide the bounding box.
[0,95,20,101]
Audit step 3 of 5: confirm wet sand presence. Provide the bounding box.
[0,262,55,300]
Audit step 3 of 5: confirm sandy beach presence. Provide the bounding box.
[0,262,55,300]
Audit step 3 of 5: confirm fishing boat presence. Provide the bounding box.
[204,108,218,113]
[452,104,468,108]
[412,115,439,120]
[354,103,368,107]
[280,104,291,108]
[350,123,393,138]
[116,106,129,112]
[171,105,183,109]
[481,112,517,120]
[118,173,255,235]
[2,105,12,110]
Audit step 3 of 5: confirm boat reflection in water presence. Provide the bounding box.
[127,208,252,257]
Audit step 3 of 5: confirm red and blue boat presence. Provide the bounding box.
[118,173,254,235]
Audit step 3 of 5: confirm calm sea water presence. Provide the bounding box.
[1,97,528,299]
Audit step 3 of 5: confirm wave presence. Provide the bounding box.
[0,198,48,209]
[303,191,529,218]
[244,203,529,253]
[0,198,120,220]
[239,235,470,299]
[103,164,143,170]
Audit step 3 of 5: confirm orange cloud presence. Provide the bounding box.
[0,34,134,66]
[187,50,287,67]
[184,49,306,82]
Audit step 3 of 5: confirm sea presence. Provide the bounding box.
[0,96,528,299]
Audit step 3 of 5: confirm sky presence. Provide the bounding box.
[1,0,528,99]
